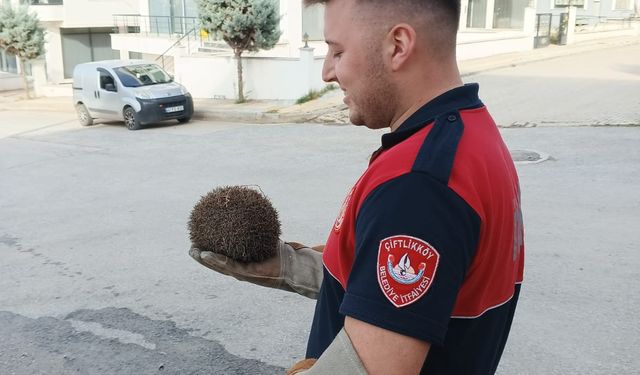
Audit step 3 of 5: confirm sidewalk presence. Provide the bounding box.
[1,35,639,124]
[200,35,640,124]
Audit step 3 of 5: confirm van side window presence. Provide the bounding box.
[98,69,117,92]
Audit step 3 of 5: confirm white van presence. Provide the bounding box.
[72,60,194,130]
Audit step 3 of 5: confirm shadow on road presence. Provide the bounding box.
[0,307,284,375]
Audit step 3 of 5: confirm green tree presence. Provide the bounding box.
[198,0,281,102]
[0,5,46,99]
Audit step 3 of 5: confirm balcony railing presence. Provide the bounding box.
[113,14,205,38]
[21,0,63,5]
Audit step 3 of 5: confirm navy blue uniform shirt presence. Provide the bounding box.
[306,84,525,375]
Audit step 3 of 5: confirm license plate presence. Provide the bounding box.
[165,105,184,113]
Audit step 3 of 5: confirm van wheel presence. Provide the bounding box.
[177,117,191,124]
[123,106,141,130]
[76,103,93,126]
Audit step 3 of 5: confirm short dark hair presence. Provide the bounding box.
[304,0,461,51]
[304,0,461,34]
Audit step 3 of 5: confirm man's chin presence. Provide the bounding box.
[348,110,365,126]
[349,117,365,126]
[349,111,388,130]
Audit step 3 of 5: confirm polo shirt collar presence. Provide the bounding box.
[381,83,483,149]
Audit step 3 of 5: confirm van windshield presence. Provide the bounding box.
[113,64,172,87]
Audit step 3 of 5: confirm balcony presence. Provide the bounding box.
[22,0,64,4]
[113,14,201,38]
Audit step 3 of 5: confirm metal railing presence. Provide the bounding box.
[113,14,205,39]
[155,28,197,70]
[574,15,635,32]
[21,0,63,5]
[113,14,228,70]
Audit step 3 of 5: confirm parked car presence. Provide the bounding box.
[72,60,194,130]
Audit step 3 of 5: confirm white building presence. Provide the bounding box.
[1,0,138,84]
[5,0,634,99]
[111,0,542,100]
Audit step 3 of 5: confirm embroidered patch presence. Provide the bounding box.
[377,235,440,308]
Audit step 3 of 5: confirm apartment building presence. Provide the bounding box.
[1,0,138,83]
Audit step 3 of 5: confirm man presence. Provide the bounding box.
[191,0,524,373]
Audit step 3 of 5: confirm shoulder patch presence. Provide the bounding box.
[377,235,440,308]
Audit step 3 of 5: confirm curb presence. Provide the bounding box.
[192,104,348,124]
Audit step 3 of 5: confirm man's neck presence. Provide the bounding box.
[389,68,464,132]
[389,81,463,132]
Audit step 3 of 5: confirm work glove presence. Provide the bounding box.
[189,240,324,299]
[287,359,317,375]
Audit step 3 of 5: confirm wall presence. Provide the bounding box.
[43,22,65,83]
[174,49,325,100]
[62,0,138,27]
[111,33,177,56]
[457,30,534,60]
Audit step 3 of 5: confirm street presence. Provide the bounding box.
[1,43,639,374]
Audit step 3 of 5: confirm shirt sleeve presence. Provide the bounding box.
[339,172,481,346]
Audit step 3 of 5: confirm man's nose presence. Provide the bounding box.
[322,56,337,83]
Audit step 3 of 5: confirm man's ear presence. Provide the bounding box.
[384,23,416,72]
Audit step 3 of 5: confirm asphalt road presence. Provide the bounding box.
[1,43,639,374]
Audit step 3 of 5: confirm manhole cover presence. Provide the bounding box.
[510,149,549,164]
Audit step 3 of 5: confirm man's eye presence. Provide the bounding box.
[334,52,343,58]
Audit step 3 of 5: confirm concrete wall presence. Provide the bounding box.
[111,34,177,56]
[62,0,138,27]
[43,22,65,83]
[573,21,640,41]
[174,49,325,100]
[0,71,30,92]
[457,30,535,60]
[28,3,65,22]
[11,0,138,27]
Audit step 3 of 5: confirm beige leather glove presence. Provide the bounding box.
[287,359,317,375]
[286,329,367,374]
[189,240,324,299]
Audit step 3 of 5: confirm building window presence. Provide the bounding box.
[613,0,633,10]
[493,0,529,29]
[467,0,488,28]
[149,0,199,35]
[302,3,324,41]
[0,49,18,74]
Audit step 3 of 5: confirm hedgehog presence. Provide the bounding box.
[188,185,281,263]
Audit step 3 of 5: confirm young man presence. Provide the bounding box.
[292,1,524,374]
[190,0,524,373]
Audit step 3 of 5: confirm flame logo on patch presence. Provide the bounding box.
[387,253,426,285]
[377,235,440,308]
